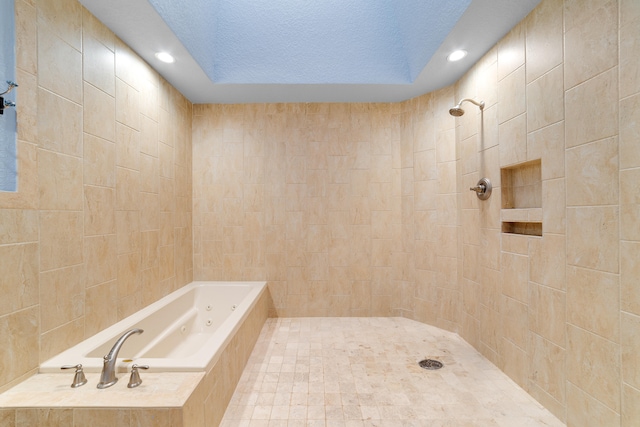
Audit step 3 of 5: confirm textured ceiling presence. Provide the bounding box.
[147,0,471,85]
[78,0,541,103]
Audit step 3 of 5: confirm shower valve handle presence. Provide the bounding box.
[470,178,492,200]
[470,184,486,193]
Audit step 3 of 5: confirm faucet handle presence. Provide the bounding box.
[127,364,149,388]
[61,364,88,388]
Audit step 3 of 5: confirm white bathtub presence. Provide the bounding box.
[40,281,267,374]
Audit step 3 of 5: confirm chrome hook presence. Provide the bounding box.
[0,97,16,115]
[0,80,18,96]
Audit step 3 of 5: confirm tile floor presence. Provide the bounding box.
[220,317,565,427]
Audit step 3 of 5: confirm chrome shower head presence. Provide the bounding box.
[449,98,484,117]
[449,106,465,116]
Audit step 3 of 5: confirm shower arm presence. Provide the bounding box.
[455,98,485,110]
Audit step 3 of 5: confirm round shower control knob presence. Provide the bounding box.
[470,178,492,200]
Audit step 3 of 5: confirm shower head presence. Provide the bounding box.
[449,106,465,117]
[449,98,485,117]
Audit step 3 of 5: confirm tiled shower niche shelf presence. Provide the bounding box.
[502,222,542,236]
[501,208,542,223]
[501,159,542,236]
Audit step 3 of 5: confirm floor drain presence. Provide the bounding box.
[419,359,443,370]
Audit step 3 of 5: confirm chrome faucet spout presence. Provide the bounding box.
[97,328,143,389]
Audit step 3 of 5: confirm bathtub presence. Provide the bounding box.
[40,281,267,374]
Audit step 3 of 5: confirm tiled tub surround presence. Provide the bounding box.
[40,281,267,373]
[0,284,271,427]
[221,317,564,426]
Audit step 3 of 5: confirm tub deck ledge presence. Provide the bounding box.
[0,372,204,408]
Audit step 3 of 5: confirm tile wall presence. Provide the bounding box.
[193,0,640,424]
[446,0,639,425]
[0,0,193,393]
[192,96,460,320]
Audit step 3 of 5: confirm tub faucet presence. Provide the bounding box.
[97,328,143,389]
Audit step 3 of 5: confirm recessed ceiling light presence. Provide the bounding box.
[155,52,175,63]
[447,49,467,62]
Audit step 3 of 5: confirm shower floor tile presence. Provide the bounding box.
[221,317,564,427]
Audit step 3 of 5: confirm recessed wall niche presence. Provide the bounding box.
[500,159,542,236]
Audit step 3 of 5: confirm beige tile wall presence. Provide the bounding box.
[0,0,193,392]
[192,94,460,323]
[193,103,404,317]
[448,0,640,425]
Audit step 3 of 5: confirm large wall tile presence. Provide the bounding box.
[565,67,618,148]
[567,206,619,273]
[525,0,563,83]
[623,384,640,427]
[527,65,564,132]
[620,12,640,98]
[567,381,620,427]
[116,78,141,131]
[84,281,117,337]
[38,150,83,210]
[529,282,565,346]
[620,93,640,170]
[82,35,115,97]
[84,235,117,287]
[567,266,619,341]
[498,113,527,167]
[36,0,82,50]
[564,0,618,89]
[621,312,640,390]
[39,211,83,271]
[40,317,84,363]
[497,24,525,81]
[567,324,620,413]
[15,0,37,75]
[37,88,82,157]
[498,66,526,124]
[83,82,115,141]
[84,185,115,236]
[620,168,640,241]
[0,209,38,245]
[0,244,39,317]
[0,307,39,393]
[36,26,82,104]
[566,137,619,206]
[116,122,141,171]
[501,252,528,303]
[529,332,565,404]
[83,134,116,188]
[529,234,565,290]
[621,241,640,316]
[39,264,84,331]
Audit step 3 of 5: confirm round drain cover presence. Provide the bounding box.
[419,359,443,370]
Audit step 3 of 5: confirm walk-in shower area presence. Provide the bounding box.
[222,318,563,426]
